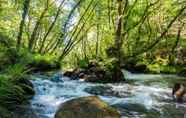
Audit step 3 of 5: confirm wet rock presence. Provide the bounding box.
[113,103,160,118]
[64,59,126,83]
[12,105,39,118]
[84,74,100,82]
[51,73,63,82]
[63,66,106,82]
[74,68,87,78]
[63,68,87,80]
[84,86,123,97]
[79,72,85,78]
[63,69,74,77]
[55,96,121,118]
[160,104,186,118]
[114,103,148,113]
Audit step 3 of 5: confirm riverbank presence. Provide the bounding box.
[124,63,186,77]
[0,47,61,117]
[62,59,186,84]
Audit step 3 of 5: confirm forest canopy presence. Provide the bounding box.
[0,0,186,73]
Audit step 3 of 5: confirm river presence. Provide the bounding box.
[13,70,186,118]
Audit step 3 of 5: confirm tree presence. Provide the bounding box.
[16,0,30,50]
[112,0,125,81]
[38,0,65,54]
[28,0,49,52]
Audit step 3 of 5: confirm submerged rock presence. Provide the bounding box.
[12,105,38,118]
[84,86,127,97]
[160,104,186,118]
[113,103,160,118]
[55,96,121,118]
[51,73,63,82]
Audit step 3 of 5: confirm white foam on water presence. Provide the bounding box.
[29,73,186,118]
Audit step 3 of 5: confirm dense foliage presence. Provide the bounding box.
[0,0,185,69]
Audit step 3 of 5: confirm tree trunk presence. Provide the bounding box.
[112,0,125,81]
[39,0,65,53]
[169,23,184,64]
[28,0,49,52]
[16,0,30,50]
[96,23,99,59]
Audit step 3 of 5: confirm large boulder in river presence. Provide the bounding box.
[55,96,121,118]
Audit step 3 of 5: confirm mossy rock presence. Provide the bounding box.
[55,96,121,118]
[28,59,60,72]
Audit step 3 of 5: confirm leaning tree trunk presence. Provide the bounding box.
[38,0,65,54]
[17,0,30,50]
[28,0,49,52]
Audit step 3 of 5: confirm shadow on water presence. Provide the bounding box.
[13,70,186,118]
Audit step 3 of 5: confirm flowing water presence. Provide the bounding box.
[13,71,186,118]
